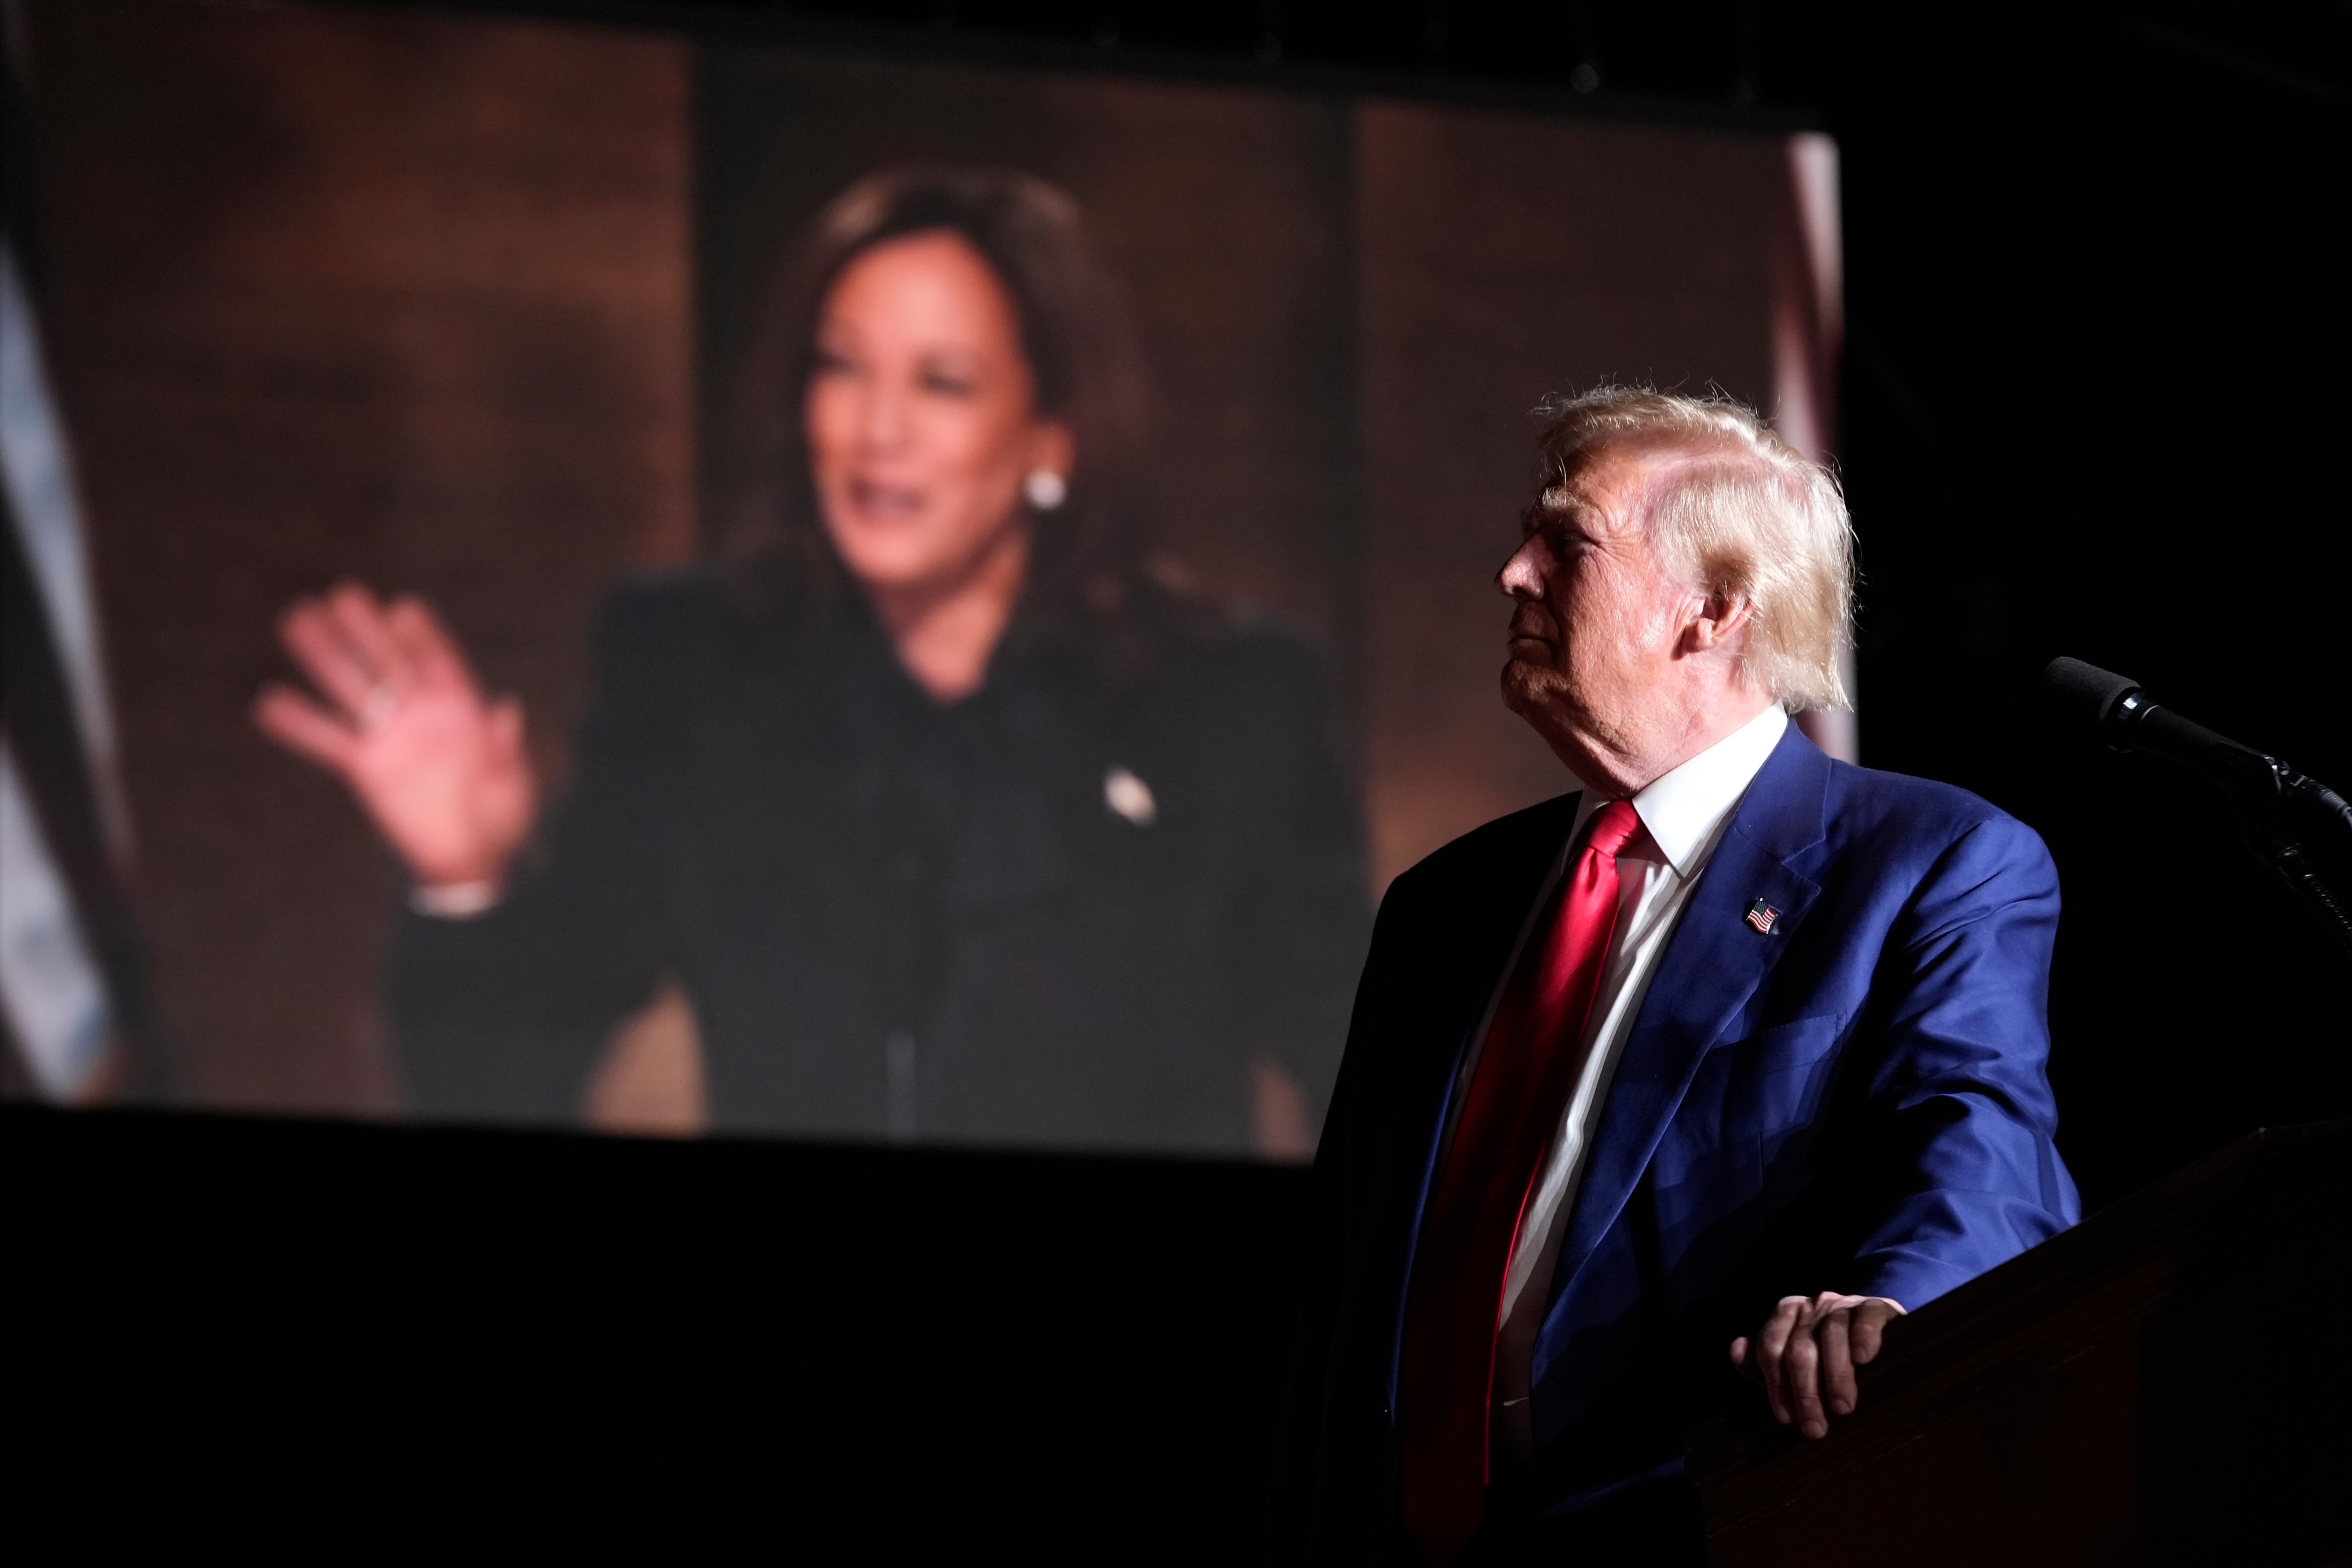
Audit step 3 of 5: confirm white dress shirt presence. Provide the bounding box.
[1454,701,1790,1463]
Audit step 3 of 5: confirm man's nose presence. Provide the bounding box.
[1497,543,1544,601]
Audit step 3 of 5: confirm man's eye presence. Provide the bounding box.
[921,368,978,397]
[1520,507,1578,548]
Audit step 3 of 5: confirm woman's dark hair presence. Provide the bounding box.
[716,165,1157,667]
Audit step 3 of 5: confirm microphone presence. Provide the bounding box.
[2042,657,2352,852]
[2044,657,2272,780]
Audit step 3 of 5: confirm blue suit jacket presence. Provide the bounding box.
[1291,725,2081,1556]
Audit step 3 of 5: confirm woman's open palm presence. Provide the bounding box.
[254,581,538,891]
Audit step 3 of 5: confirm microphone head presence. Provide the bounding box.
[2042,657,2142,730]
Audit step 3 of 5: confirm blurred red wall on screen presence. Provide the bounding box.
[29,0,694,1114]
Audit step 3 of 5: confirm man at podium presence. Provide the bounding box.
[1290,388,2081,1565]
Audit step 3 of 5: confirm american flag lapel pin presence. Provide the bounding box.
[1744,899,1780,936]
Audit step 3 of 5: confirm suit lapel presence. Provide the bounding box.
[1548,726,1831,1300]
[1377,794,1582,1389]
[1392,797,1579,1195]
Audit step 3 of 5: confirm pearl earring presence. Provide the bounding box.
[1024,469,1068,512]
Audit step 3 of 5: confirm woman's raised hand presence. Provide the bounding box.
[253,582,538,895]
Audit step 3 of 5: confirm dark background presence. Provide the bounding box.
[10,1106,1316,1556]
[1814,5,2350,1211]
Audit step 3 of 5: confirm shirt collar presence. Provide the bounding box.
[1571,704,1789,879]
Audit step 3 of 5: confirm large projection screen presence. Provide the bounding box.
[9,0,1839,1155]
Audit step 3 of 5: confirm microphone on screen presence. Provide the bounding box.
[2040,656,2352,851]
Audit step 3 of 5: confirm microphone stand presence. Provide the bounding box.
[2044,660,2352,956]
[2203,747,2352,958]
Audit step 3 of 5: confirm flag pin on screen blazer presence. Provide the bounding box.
[1744,899,1780,935]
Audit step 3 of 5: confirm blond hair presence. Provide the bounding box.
[1534,386,1855,711]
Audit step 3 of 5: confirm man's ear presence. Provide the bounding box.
[1683,589,1756,655]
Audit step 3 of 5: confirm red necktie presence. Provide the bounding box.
[1398,799,1642,1565]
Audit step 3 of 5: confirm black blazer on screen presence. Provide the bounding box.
[389,572,1373,1154]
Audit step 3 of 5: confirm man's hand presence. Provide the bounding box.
[1729,1292,1905,1440]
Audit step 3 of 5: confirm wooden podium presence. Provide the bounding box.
[1687,1123,2352,1567]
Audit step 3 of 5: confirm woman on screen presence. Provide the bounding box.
[252,167,1369,1156]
